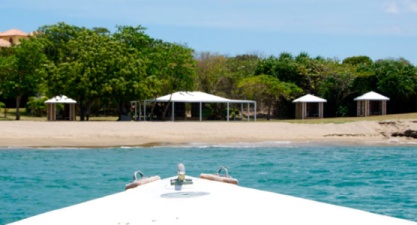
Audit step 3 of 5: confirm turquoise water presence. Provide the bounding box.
[1,144,417,224]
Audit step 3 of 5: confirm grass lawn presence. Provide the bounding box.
[0,108,416,123]
[0,108,118,121]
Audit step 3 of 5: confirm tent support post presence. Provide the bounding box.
[240,104,244,121]
[139,102,142,121]
[247,103,250,121]
[172,102,174,121]
[253,102,256,121]
[302,102,306,120]
[227,102,230,122]
[199,102,202,121]
[144,101,147,121]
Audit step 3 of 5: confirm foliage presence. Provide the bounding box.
[372,58,417,113]
[46,28,147,120]
[37,22,86,63]
[342,56,373,66]
[26,96,48,117]
[2,21,417,121]
[114,25,196,95]
[0,101,5,118]
[194,52,260,99]
[255,53,300,84]
[156,42,197,93]
[0,37,47,120]
[238,75,302,120]
[195,52,228,94]
[223,54,260,98]
[317,62,358,116]
[38,24,196,120]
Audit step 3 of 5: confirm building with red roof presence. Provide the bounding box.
[0,28,29,47]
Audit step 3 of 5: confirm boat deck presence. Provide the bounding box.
[8,175,417,225]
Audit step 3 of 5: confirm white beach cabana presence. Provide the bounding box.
[293,94,327,119]
[354,91,389,117]
[142,91,256,121]
[45,95,77,121]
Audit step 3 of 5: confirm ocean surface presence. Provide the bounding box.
[1,143,417,224]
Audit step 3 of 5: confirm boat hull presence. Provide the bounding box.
[8,176,417,225]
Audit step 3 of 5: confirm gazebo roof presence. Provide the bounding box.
[45,95,77,104]
[354,91,389,101]
[149,91,255,103]
[293,94,327,103]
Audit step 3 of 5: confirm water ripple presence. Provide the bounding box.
[1,146,417,224]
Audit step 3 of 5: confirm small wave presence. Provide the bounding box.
[120,146,145,149]
[189,141,293,149]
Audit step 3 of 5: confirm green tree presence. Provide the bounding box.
[223,54,260,99]
[317,61,358,117]
[256,52,313,91]
[114,26,197,119]
[342,56,373,66]
[37,22,85,64]
[113,25,162,98]
[158,42,196,93]
[92,27,111,35]
[238,75,302,120]
[255,53,299,83]
[195,53,260,99]
[342,55,375,93]
[0,38,47,120]
[26,96,48,117]
[154,42,197,119]
[195,52,228,94]
[0,101,5,117]
[46,29,149,120]
[373,58,417,113]
[114,26,196,96]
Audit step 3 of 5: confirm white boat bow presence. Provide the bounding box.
[8,165,417,225]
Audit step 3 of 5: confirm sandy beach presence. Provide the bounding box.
[1,120,417,148]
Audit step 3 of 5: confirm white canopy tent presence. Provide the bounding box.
[45,95,77,121]
[142,91,256,121]
[293,94,327,119]
[354,91,389,116]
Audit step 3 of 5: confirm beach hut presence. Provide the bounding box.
[354,91,389,117]
[293,94,327,119]
[143,91,257,122]
[45,95,77,121]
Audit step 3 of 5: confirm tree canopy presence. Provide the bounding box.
[1,22,417,120]
[0,37,47,120]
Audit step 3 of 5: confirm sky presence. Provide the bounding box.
[1,0,417,64]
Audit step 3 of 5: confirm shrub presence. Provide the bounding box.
[26,96,48,117]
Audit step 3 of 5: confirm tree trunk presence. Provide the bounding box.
[85,102,91,121]
[161,94,173,121]
[267,101,272,121]
[149,102,157,121]
[15,96,21,120]
[3,106,7,118]
[79,99,85,121]
[161,102,171,121]
[118,101,124,121]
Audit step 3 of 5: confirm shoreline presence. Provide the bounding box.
[0,120,417,148]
